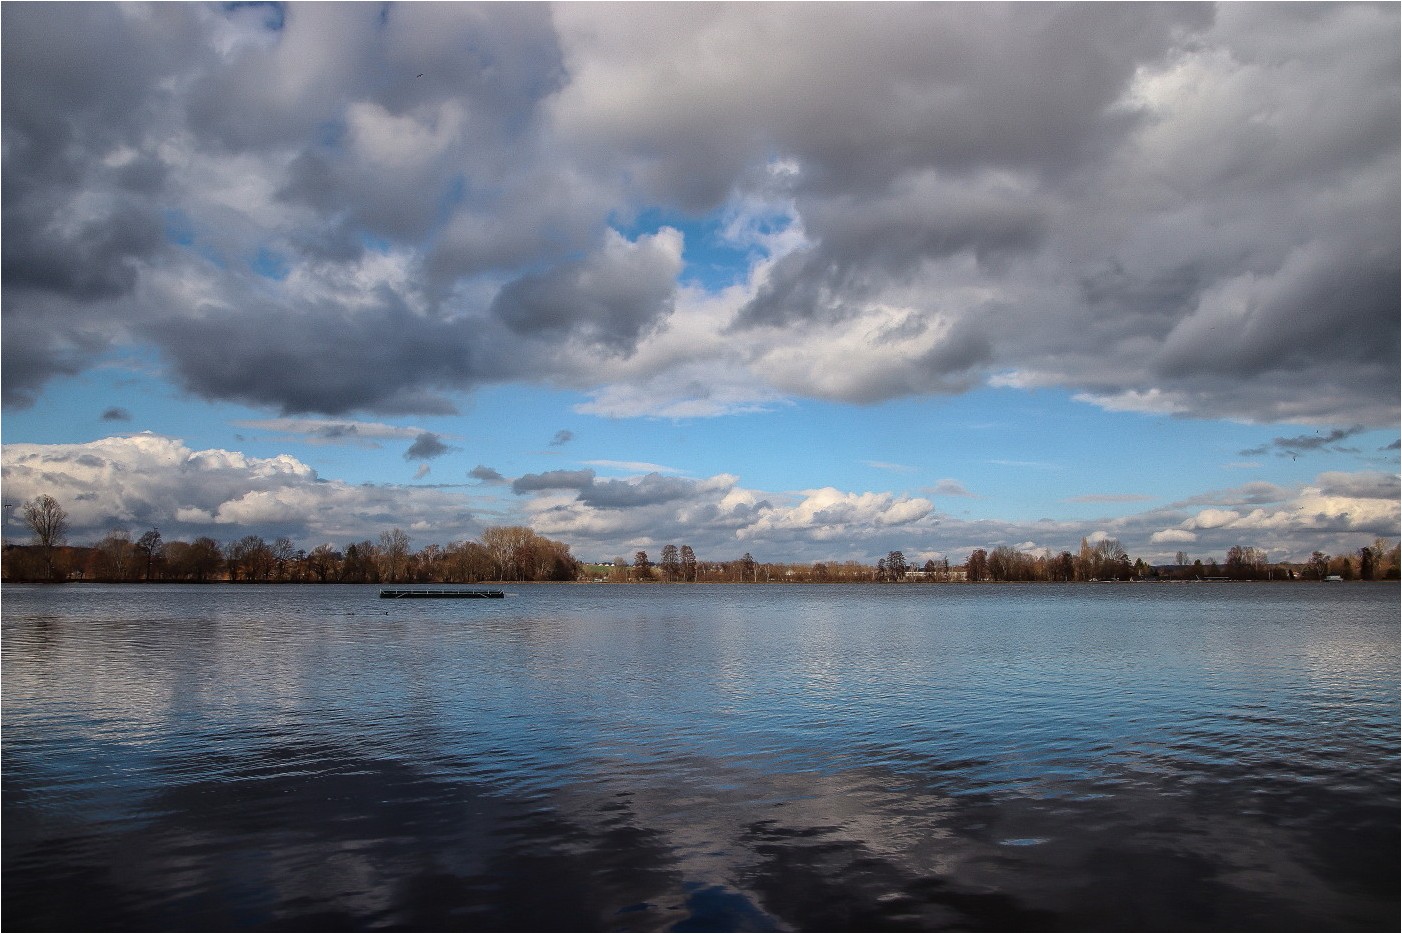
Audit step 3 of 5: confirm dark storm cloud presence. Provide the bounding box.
[735,182,1048,330]
[2,2,1396,426]
[101,407,132,422]
[0,3,200,403]
[148,291,489,416]
[403,432,453,461]
[491,230,681,354]
[554,4,1212,204]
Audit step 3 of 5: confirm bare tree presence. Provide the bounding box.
[660,544,681,581]
[378,528,411,581]
[135,528,164,581]
[271,537,297,581]
[96,529,135,581]
[22,495,68,579]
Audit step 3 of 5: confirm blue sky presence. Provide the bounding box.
[2,3,1397,564]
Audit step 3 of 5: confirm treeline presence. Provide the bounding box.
[3,494,1397,584]
[2,524,580,584]
[594,536,1401,583]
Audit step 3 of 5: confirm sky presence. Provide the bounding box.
[2,1,1398,566]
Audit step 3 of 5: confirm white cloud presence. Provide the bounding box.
[739,488,934,542]
[2,435,1395,566]
[1186,508,1241,530]
[1,434,481,544]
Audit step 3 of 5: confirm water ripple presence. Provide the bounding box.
[4,582,1397,930]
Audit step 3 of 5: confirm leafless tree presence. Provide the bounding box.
[21,494,68,579]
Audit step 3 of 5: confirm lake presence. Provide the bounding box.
[3,582,1397,931]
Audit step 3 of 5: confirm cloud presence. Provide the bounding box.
[101,407,132,421]
[737,488,934,543]
[1,433,480,543]
[413,463,431,479]
[1314,471,1400,501]
[927,479,975,497]
[403,431,454,461]
[2,4,1394,424]
[238,417,429,447]
[549,429,574,446]
[584,460,685,475]
[469,465,507,485]
[491,228,682,355]
[1239,425,1369,457]
[579,473,698,509]
[3,435,1396,564]
[511,469,597,494]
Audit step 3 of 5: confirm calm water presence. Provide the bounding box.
[3,583,1397,931]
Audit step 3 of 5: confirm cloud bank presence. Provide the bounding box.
[5,435,1393,565]
[2,3,1395,424]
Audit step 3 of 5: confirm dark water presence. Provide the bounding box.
[3,583,1397,931]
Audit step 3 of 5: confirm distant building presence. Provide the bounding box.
[902,567,967,582]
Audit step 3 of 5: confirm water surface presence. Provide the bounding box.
[4,583,1397,930]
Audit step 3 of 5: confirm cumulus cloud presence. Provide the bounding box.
[492,228,682,355]
[738,489,934,543]
[2,4,1393,424]
[0,433,480,543]
[928,479,976,497]
[3,435,1395,564]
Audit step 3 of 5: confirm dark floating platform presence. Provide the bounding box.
[379,589,505,599]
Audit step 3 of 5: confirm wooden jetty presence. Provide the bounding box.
[379,588,505,599]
